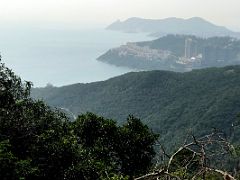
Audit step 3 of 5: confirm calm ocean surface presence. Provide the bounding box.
[0,27,152,87]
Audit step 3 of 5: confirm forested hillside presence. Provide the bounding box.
[32,65,240,150]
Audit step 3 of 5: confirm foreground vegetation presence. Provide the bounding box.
[1,58,240,179]
[0,59,159,179]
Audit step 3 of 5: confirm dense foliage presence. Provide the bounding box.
[0,59,158,179]
[32,65,240,151]
[1,56,240,179]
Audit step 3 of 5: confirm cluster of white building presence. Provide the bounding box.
[177,38,203,67]
[110,38,204,69]
[111,42,171,61]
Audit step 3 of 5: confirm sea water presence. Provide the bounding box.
[0,27,152,87]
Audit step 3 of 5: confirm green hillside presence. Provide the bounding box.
[32,66,240,150]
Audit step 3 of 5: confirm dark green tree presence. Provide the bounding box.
[0,57,159,179]
[117,116,159,178]
[72,113,159,179]
[0,57,81,179]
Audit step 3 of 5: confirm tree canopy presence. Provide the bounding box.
[0,57,158,179]
[1,56,240,179]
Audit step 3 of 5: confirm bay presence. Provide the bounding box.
[0,27,152,87]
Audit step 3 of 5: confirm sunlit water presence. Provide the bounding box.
[0,27,152,87]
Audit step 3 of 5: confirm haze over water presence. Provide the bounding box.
[0,27,152,87]
[1,0,239,87]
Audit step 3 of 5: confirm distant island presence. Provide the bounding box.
[97,35,240,71]
[107,17,240,38]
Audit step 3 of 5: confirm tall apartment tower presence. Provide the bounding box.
[185,38,192,59]
[185,38,197,59]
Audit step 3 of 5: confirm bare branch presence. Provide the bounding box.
[135,131,238,180]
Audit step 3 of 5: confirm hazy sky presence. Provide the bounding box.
[1,0,240,30]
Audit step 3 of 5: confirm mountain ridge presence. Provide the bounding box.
[107,17,240,38]
[32,65,240,150]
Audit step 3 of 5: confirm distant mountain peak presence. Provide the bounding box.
[188,16,207,21]
[126,17,142,21]
[186,17,216,26]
